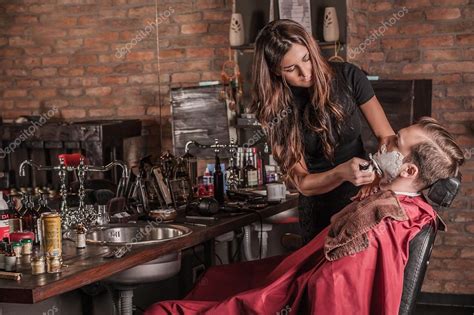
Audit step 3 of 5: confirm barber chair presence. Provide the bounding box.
[281,177,461,315]
[398,176,461,315]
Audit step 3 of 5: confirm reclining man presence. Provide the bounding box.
[145,117,464,315]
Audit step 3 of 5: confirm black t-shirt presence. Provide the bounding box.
[293,62,375,242]
[292,61,375,174]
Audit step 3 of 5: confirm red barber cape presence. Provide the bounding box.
[145,195,436,315]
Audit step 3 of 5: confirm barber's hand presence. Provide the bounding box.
[351,176,381,201]
[378,135,393,151]
[338,157,376,187]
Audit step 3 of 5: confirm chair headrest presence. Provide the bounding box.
[426,174,461,208]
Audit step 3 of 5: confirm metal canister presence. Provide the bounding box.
[41,212,62,257]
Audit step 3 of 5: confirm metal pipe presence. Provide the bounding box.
[86,160,129,198]
[19,160,59,176]
[86,160,130,179]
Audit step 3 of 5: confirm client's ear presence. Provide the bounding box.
[399,163,418,179]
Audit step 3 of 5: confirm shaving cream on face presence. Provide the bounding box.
[372,144,405,184]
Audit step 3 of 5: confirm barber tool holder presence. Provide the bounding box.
[19,154,129,236]
[184,138,238,156]
[185,138,240,189]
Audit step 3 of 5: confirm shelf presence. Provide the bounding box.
[230,43,255,53]
[235,124,262,129]
[231,41,343,53]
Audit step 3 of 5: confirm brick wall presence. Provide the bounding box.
[1,0,472,296]
[0,0,231,159]
[348,0,474,294]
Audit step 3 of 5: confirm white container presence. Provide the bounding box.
[266,183,287,202]
[323,7,339,42]
[229,13,245,46]
[5,255,16,271]
[0,192,8,211]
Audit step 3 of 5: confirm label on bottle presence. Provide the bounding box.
[76,233,86,249]
[0,220,8,240]
[36,217,43,245]
[248,170,258,187]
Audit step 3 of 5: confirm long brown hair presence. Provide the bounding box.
[250,19,345,176]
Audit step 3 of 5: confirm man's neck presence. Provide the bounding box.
[381,179,420,194]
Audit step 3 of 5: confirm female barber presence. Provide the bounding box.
[251,19,395,244]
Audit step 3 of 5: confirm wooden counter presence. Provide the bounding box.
[0,196,298,304]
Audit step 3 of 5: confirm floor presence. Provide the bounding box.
[415,304,474,315]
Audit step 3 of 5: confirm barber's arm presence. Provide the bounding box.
[359,96,395,145]
[289,156,375,197]
[352,96,394,201]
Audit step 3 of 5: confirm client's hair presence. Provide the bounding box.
[405,117,465,189]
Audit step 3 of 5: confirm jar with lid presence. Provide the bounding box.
[12,242,22,257]
[21,238,33,255]
[46,255,62,273]
[31,255,45,275]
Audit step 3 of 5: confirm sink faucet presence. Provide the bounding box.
[19,158,71,233]
[19,160,59,177]
[86,160,130,197]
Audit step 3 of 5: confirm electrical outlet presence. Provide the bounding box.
[192,264,206,284]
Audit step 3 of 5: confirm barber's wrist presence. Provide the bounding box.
[377,134,394,144]
[332,164,345,182]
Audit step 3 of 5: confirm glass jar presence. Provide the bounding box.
[12,242,22,257]
[31,255,46,275]
[46,256,62,274]
[21,238,33,255]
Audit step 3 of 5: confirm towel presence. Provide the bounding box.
[325,190,409,261]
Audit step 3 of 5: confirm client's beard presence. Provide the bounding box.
[372,144,405,184]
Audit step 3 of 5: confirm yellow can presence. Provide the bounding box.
[41,212,62,257]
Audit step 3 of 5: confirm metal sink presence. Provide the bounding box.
[86,223,192,286]
[105,252,182,285]
[264,207,299,224]
[86,223,192,246]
